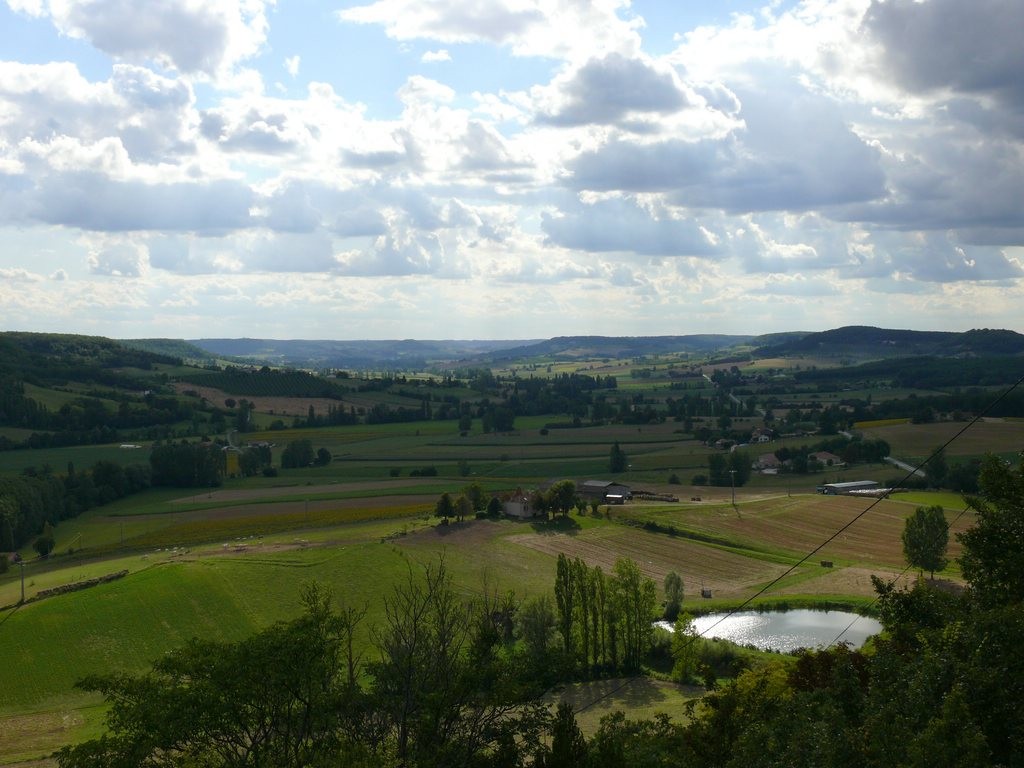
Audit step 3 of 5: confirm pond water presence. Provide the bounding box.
[655,610,883,653]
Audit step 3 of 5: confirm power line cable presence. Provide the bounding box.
[823,502,975,649]
[691,369,1024,644]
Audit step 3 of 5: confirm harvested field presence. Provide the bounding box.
[172,383,342,418]
[628,494,972,569]
[861,419,1024,458]
[506,527,792,600]
[776,566,916,598]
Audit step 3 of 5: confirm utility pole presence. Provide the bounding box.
[729,469,738,517]
[18,560,25,605]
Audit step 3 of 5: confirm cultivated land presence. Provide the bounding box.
[0,470,980,764]
[3,338,1022,765]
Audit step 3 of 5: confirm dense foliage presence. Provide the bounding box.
[0,461,153,550]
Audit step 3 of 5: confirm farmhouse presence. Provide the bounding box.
[579,479,632,504]
[755,453,781,473]
[502,490,535,520]
[819,480,879,495]
[809,451,845,467]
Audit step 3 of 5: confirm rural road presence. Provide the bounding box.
[884,456,926,477]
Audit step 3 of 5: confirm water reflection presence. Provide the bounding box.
[656,609,882,653]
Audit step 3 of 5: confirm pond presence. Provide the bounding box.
[655,609,883,653]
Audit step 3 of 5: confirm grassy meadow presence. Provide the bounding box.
[1,415,1018,764]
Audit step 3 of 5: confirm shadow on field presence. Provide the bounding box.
[431,519,479,536]
[529,516,581,536]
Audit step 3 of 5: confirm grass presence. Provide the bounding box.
[0,416,999,760]
[861,420,1024,459]
[547,678,700,735]
[0,443,153,477]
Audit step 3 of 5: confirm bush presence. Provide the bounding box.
[668,473,681,484]
[692,474,708,486]
[262,467,278,477]
[389,468,401,477]
[34,534,55,558]
[0,553,7,574]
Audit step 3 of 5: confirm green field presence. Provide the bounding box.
[1,414,1013,764]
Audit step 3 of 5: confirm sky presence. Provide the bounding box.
[0,0,1022,341]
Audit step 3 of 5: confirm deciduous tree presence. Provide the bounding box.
[902,505,949,578]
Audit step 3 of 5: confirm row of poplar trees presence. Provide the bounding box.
[553,553,657,674]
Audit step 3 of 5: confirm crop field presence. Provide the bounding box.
[506,524,793,600]
[616,494,972,572]
[0,415,1002,764]
[172,382,346,419]
[860,419,1024,460]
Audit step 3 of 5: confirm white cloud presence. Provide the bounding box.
[338,0,642,63]
[14,0,272,81]
[85,238,147,277]
[533,53,691,128]
[1,0,1022,338]
[421,49,451,63]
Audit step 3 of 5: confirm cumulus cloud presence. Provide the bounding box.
[0,267,43,282]
[86,240,147,277]
[338,0,642,62]
[567,80,886,213]
[12,0,272,80]
[1,0,1022,338]
[863,0,1024,109]
[841,232,1024,284]
[542,196,720,258]
[30,172,255,232]
[335,230,447,277]
[200,106,304,154]
[536,53,690,127]
[0,62,195,163]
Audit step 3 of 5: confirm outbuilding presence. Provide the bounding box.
[579,479,632,503]
[819,480,879,495]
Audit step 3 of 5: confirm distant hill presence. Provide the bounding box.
[0,332,181,382]
[474,334,755,364]
[756,326,1024,358]
[187,338,541,369]
[122,338,215,362]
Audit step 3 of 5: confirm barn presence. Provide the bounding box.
[819,480,879,495]
[579,479,632,504]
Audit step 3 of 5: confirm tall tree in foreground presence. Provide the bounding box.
[56,585,373,768]
[902,504,949,579]
[960,453,1024,607]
